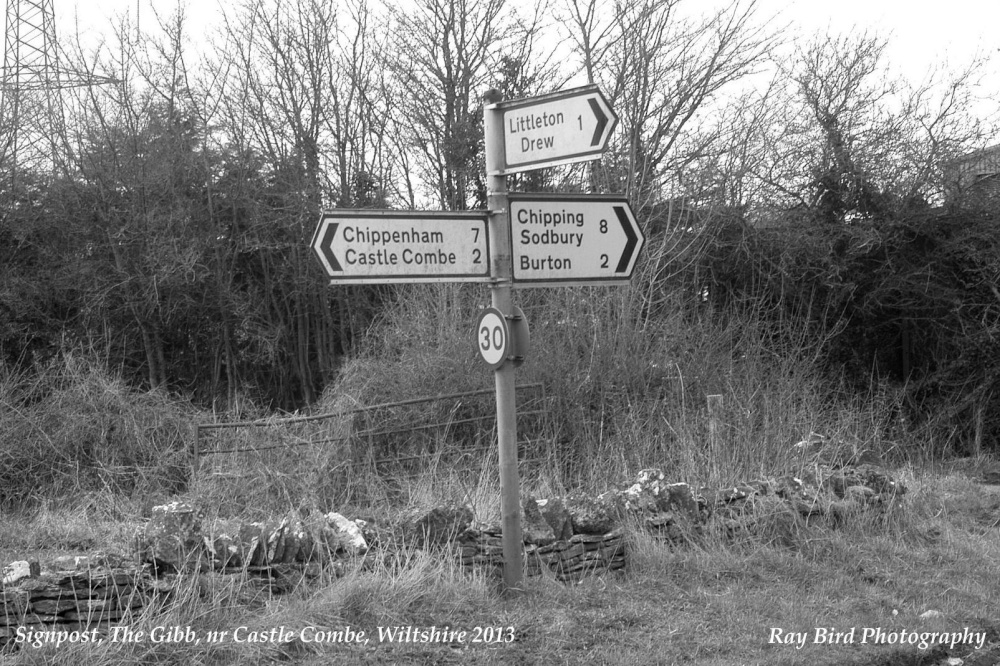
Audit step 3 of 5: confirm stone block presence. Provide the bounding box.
[536,498,573,541]
[63,608,128,622]
[537,539,571,555]
[5,612,62,624]
[622,468,669,513]
[205,533,239,568]
[564,493,617,535]
[400,504,473,548]
[2,561,40,586]
[283,515,315,563]
[568,532,608,545]
[790,498,824,516]
[645,513,674,529]
[324,512,368,556]
[90,572,137,588]
[28,598,77,614]
[52,556,99,571]
[139,502,206,573]
[265,518,290,564]
[774,476,805,499]
[521,498,557,546]
[559,542,585,561]
[845,485,876,502]
[238,522,266,567]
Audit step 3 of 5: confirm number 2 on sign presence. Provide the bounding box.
[480,324,504,352]
[471,226,483,264]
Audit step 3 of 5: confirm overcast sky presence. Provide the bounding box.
[40,0,1000,121]
[763,0,998,81]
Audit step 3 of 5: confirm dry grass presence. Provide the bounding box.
[0,354,191,509]
[2,466,999,665]
[3,288,998,664]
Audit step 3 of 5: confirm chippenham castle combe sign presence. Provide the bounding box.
[311,84,644,591]
[311,211,490,284]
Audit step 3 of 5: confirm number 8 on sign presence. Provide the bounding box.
[475,308,509,370]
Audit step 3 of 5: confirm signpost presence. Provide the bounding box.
[482,88,523,593]
[311,210,491,284]
[311,83,640,594]
[508,194,643,286]
[492,84,616,174]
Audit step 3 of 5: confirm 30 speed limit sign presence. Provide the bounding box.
[475,308,509,370]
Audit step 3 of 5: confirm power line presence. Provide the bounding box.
[1,0,116,184]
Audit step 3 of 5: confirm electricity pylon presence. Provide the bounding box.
[1,0,114,185]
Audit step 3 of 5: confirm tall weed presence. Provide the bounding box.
[0,354,190,509]
[319,282,911,496]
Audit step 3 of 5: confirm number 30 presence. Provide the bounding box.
[480,325,503,351]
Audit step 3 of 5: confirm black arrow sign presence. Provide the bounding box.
[614,206,638,273]
[320,222,342,272]
[588,97,608,147]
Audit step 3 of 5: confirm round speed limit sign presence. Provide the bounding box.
[475,308,509,370]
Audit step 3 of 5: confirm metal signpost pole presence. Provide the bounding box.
[483,89,523,592]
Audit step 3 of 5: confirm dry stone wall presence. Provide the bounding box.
[134,502,369,575]
[70,463,910,585]
[1,460,905,650]
[459,527,625,581]
[0,557,162,648]
[621,462,906,544]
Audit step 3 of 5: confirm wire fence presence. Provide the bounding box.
[192,383,551,484]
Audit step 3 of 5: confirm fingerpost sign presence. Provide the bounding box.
[311,83,636,594]
[508,193,643,285]
[311,210,491,284]
[490,84,617,174]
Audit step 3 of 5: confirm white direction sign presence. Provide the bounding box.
[509,194,643,285]
[493,85,617,174]
[311,210,491,284]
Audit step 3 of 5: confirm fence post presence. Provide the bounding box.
[192,424,201,481]
[707,394,723,459]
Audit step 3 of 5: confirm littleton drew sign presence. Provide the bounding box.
[493,85,617,174]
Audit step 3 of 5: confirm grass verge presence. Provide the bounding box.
[3,465,999,665]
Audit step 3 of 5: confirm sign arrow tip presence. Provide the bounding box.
[320,221,342,273]
[614,206,638,273]
[588,97,608,147]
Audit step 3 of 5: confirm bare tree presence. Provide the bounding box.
[724,32,999,222]
[559,0,776,210]
[895,53,998,206]
[555,0,776,323]
[383,0,509,211]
